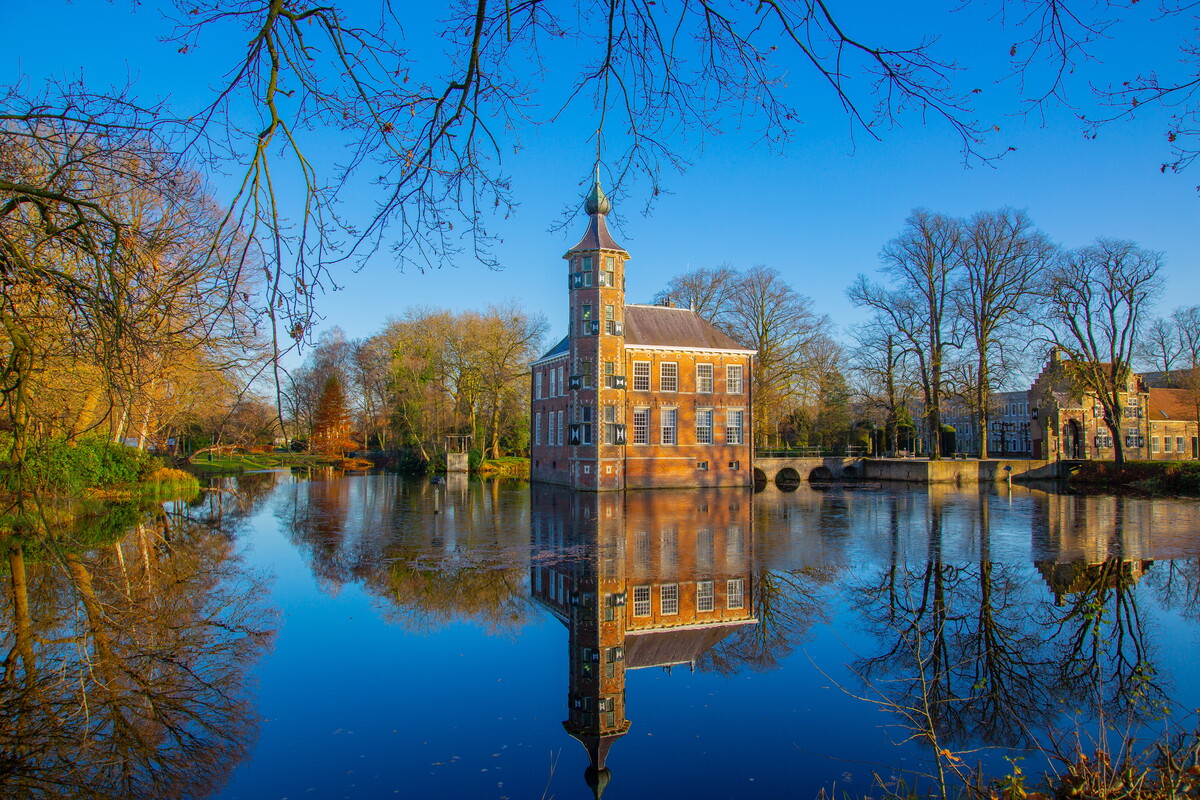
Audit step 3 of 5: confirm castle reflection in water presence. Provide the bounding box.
[520,483,1192,798]
[529,487,756,796]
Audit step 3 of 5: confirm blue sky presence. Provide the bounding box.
[7,1,1197,361]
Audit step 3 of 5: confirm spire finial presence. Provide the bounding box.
[584,168,611,216]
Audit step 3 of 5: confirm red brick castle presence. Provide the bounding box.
[530,177,755,490]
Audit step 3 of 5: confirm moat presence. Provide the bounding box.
[5,472,1199,799]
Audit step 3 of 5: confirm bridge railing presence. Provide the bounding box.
[755,446,868,459]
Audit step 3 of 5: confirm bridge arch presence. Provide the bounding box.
[753,468,768,492]
[775,467,802,492]
[809,466,833,482]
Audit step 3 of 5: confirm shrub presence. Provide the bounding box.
[1,435,163,495]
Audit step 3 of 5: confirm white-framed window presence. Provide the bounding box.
[581,359,593,389]
[582,255,593,271]
[727,578,745,610]
[1178,436,1187,454]
[605,304,616,334]
[580,405,593,445]
[1165,436,1174,452]
[726,364,743,394]
[696,408,714,444]
[557,411,564,446]
[726,409,744,445]
[660,583,679,615]
[1152,436,1160,453]
[535,371,543,400]
[660,362,678,392]
[697,363,714,393]
[632,408,649,445]
[696,581,715,612]
[633,361,651,391]
[534,412,541,446]
[633,585,651,617]
[661,408,678,445]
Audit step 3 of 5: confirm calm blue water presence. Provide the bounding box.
[4,473,1199,800]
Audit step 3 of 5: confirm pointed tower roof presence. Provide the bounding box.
[567,172,626,254]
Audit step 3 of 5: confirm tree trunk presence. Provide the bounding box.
[67,384,103,445]
[1106,415,1125,466]
[976,354,989,459]
[489,402,501,460]
[6,546,37,679]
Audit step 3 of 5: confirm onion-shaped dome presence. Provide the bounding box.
[584,180,611,216]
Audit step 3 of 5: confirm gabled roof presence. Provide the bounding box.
[1149,387,1198,420]
[624,304,754,353]
[533,335,569,365]
[566,213,626,254]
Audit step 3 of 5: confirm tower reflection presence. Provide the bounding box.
[530,486,757,797]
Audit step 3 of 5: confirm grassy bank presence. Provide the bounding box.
[0,437,201,537]
[1069,460,1200,495]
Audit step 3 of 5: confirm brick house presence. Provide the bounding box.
[1147,387,1200,459]
[530,178,756,490]
[1028,351,1198,460]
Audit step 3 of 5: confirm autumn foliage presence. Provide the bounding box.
[310,375,355,457]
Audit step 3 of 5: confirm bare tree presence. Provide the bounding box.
[724,266,826,446]
[850,210,962,459]
[1170,305,1200,446]
[1136,317,1184,384]
[849,315,919,456]
[1042,239,1165,466]
[954,209,1056,458]
[651,265,740,329]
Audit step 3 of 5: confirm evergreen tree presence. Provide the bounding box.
[311,375,354,456]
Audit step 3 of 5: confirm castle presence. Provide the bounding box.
[530,178,756,490]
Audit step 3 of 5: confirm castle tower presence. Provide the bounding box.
[564,174,629,491]
[560,493,631,798]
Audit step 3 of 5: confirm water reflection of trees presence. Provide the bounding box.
[1,508,275,799]
[848,489,1170,757]
[703,567,835,674]
[277,474,535,632]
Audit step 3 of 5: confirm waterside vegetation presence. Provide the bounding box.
[1069,460,1200,496]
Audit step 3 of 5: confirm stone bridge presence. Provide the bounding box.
[753,457,865,490]
[753,455,1064,489]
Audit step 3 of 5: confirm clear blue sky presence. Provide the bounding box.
[7,1,1197,362]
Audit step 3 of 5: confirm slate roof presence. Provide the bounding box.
[566,213,625,253]
[624,620,755,669]
[534,335,569,363]
[1149,387,1198,420]
[1141,367,1200,389]
[623,304,754,352]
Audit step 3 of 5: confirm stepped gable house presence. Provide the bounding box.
[1029,349,1199,460]
[530,178,756,490]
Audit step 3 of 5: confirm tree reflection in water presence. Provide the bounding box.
[1,492,277,799]
[279,473,535,633]
[252,474,1200,799]
[843,487,1174,795]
